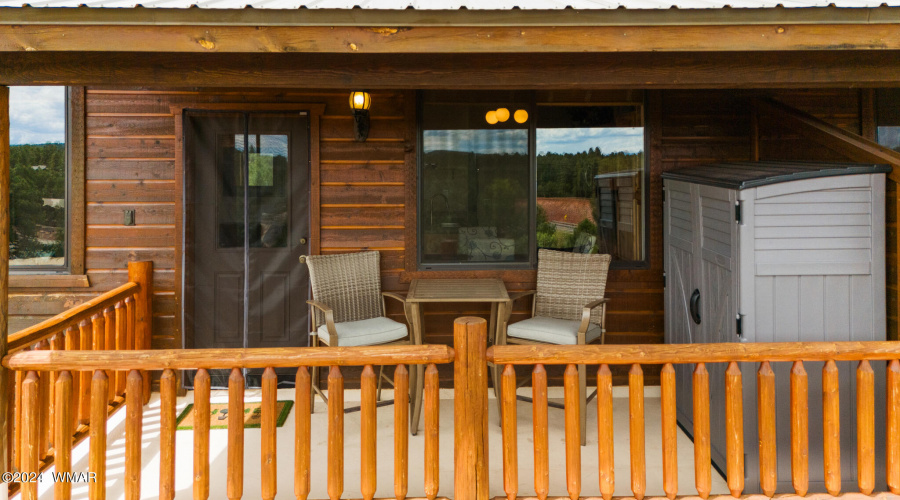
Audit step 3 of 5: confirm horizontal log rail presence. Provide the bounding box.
[486,340,900,365]
[3,344,456,371]
[490,341,900,500]
[5,261,152,500]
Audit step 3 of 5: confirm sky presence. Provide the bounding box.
[424,127,644,156]
[9,86,66,145]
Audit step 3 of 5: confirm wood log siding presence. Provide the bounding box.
[5,87,882,380]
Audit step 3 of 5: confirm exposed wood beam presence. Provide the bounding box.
[2,51,900,88]
[2,24,900,53]
[1,5,899,27]
[0,85,8,481]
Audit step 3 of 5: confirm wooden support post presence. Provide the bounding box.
[453,317,489,500]
[888,359,900,495]
[0,85,9,484]
[128,261,153,404]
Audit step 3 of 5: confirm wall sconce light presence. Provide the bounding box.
[349,91,371,142]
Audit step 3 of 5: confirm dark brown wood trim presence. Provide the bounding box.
[3,24,900,53]
[68,86,86,275]
[170,102,326,350]
[403,90,417,274]
[6,52,900,89]
[860,88,877,141]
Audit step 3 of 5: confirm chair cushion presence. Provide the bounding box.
[316,317,408,347]
[507,316,602,345]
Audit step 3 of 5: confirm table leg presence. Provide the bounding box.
[409,303,425,435]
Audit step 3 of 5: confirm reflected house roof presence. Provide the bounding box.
[537,197,594,227]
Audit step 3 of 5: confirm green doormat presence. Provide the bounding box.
[175,401,294,430]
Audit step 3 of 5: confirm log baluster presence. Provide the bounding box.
[790,361,809,496]
[14,369,22,472]
[114,301,126,395]
[597,364,615,500]
[757,361,777,497]
[822,360,841,495]
[78,320,92,424]
[35,340,50,458]
[295,367,311,500]
[21,371,39,500]
[159,369,176,500]
[194,369,211,500]
[361,365,377,500]
[501,364,518,500]
[693,362,711,499]
[660,363,677,500]
[327,366,344,500]
[261,367,278,500]
[857,359,875,494]
[725,361,744,497]
[564,364,581,500]
[54,370,73,500]
[89,370,108,500]
[125,297,135,352]
[64,326,80,432]
[629,364,646,500]
[424,363,440,500]
[128,260,153,405]
[533,364,549,500]
[48,334,63,452]
[394,364,409,500]
[888,359,900,494]
[227,368,244,500]
[103,307,115,402]
[91,313,104,351]
[125,370,143,500]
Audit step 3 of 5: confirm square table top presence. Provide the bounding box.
[406,278,509,303]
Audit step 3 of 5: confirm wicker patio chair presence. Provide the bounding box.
[496,248,611,446]
[304,250,412,409]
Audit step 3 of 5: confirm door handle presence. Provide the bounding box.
[689,289,701,325]
[298,256,307,264]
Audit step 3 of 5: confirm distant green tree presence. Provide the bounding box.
[9,143,66,261]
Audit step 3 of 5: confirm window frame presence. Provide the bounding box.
[9,86,86,283]
[415,91,650,271]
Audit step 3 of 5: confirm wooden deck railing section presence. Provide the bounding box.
[4,343,455,500]
[4,260,152,498]
[487,341,900,500]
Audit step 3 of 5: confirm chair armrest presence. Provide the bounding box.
[307,300,337,338]
[382,291,407,305]
[579,297,611,337]
[508,290,536,304]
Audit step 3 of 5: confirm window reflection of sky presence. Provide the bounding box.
[9,86,65,145]
[538,127,644,155]
[424,127,643,156]
[878,126,900,151]
[233,134,288,158]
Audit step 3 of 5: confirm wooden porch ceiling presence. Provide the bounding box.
[2,51,900,88]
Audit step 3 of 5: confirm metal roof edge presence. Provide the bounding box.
[1,5,900,26]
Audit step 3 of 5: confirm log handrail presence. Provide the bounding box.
[4,344,456,371]
[487,341,900,365]
[7,281,140,353]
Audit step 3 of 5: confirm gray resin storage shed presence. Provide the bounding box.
[662,161,890,493]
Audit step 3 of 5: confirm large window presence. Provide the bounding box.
[877,89,900,152]
[9,86,68,271]
[418,92,645,270]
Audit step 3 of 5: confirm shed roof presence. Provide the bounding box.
[660,161,892,190]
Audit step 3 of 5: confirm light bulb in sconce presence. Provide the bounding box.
[485,110,499,125]
[514,109,528,123]
[495,108,510,122]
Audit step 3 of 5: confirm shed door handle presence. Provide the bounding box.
[689,289,701,325]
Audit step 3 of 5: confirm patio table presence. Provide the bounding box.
[405,278,509,434]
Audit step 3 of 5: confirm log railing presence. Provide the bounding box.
[4,260,152,498]
[487,341,900,500]
[4,344,454,500]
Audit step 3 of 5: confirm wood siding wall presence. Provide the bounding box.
[6,87,880,385]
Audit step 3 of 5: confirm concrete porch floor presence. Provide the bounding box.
[32,386,728,500]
